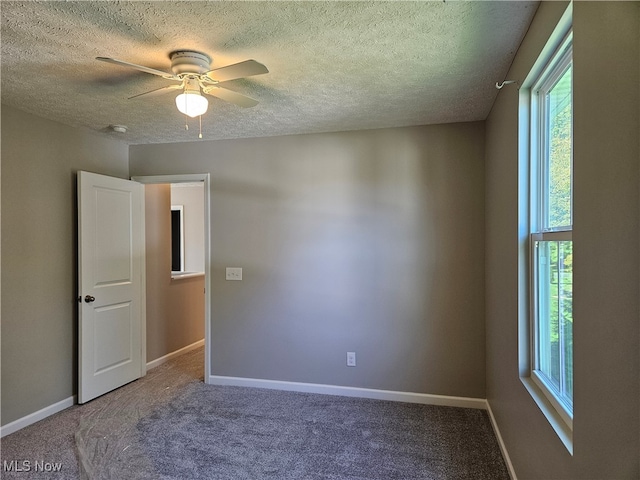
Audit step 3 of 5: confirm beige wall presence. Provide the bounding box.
[1,105,130,425]
[485,2,639,478]
[145,184,205,362]
[131,122,487,397]
[572,2,639,476]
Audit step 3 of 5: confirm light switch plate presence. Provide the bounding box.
[347,351,356,367]
[225,267,243,281]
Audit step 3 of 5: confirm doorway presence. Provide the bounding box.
[132,174,211,383]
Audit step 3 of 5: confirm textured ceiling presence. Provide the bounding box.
[1,1,538,145]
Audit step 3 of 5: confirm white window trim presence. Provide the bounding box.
[530,231,573,430]
[532,366,573,427]
[529,37,574,427]
[518,2,573,455]
[532,42,573,234]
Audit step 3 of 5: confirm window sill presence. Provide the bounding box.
[171,271,204,280]
[520,376,573,455]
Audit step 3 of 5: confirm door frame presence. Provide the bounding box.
[132,173,211,382]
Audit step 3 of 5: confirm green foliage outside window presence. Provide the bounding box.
[547,65,572,229]
[538,62,573,408]
[542,241,573,400]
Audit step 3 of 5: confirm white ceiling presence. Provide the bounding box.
[1,1,538,145]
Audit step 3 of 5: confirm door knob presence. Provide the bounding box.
[84,295,96,303]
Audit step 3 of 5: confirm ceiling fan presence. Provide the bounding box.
[96,50,268,119]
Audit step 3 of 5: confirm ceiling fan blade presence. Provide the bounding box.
[128,84,182,100]
[205,60,269,83]
[202,86,259,108]
[96,57,177,80]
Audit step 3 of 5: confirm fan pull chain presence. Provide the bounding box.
[199,115,203,139]
[185,114,189,131]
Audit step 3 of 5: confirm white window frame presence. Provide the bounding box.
[530,31,573,427]
[518,2,573,454]
[531,44,573,234]
[530,233,573,428]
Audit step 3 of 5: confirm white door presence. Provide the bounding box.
[78,171,145,404]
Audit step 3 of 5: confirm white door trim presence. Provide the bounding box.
[131,174,211,383]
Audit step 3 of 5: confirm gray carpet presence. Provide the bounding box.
[1,348,509,479]
[136,385,508,480]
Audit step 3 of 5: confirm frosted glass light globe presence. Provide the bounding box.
[175,92,208,118]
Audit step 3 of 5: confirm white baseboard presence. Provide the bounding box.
[146,338,205,370]
[1,340,205,438]
[0,396,75,438]
[208,375,487,410]
[486,401,517,480]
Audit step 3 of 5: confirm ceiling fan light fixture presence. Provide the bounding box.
[175,91,208,118]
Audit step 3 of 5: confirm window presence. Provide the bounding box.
[530,33,573,428]
[171,205,184,272]
[520,22,574,447]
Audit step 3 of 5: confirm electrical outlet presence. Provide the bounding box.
[225,267,243,281]
[347,351,356,367]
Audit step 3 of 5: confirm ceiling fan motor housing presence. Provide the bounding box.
[170,51,211,75]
